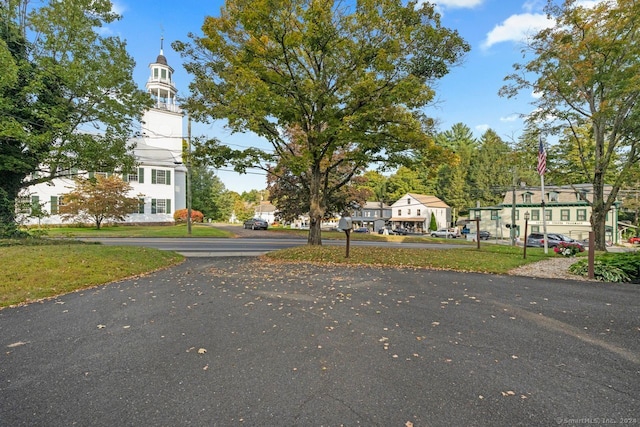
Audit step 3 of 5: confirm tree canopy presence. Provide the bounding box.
[174,0,469,244]
[59,175,140,229]
[500,0,640,250]
[0,0,151,236]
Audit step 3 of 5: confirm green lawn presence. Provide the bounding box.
[0,241,183,308]
[37,223,233,238]
[265,243,554,274]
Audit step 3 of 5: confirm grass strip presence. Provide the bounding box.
[0,244,183,308]
[265,244,554,274]
[33,224,232,238]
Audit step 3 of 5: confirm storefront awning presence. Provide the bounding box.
[389,217,427,222]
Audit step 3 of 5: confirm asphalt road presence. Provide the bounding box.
[79,226,465,257]
[1,257,638,426]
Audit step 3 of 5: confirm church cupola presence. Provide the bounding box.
[146,37,180,113]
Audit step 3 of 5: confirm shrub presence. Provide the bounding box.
[553,241,585,257]
[173,209,204,223]
[569,252,640,282]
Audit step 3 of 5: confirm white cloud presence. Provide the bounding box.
[475,124,490,133]
[500,114,519,122]
[481,13,554,49]
[111,1,126,15]
[531,90,543,99]
[522,0,545,13]
[429,0,484,7]
[575,0,602,7]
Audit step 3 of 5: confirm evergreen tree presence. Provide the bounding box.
[468,129,513,206]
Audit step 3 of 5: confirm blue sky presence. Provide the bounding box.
[105,0,561,193]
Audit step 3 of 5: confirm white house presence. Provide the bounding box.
[389,193,450,233]
[18,42,187,226]
[253,201,278,224]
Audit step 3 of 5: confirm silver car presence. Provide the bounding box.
[430,228,457,238]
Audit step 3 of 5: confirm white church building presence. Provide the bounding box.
[19,43,187,226]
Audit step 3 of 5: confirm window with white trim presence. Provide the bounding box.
[151,169,171,185]
[151,198,171,214]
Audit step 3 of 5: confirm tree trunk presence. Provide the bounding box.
[591,171,607,251]
[0,172,25,237]
[307,167,324,246]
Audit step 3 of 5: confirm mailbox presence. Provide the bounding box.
[338,216,353,231]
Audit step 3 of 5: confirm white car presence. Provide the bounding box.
[430,228,458,238]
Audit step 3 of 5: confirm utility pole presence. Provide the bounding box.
[187,115,192,236]
[511,166,517,246]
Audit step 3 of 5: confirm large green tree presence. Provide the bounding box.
[174,0,468,244]
[433,123,477,217]
[500,0,640,250]
[0,0,150,236]
[189,165,235,221]
[468,129,513,206]
[385,166,431,202]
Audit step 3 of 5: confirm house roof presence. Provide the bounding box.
[406,193,450,209]
[256,201,276,213]
[501,183,613,205]
[362,201,392,210]
[390,217,427,222]
[133,139,183,167]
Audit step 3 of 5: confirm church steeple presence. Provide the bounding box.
[146,37,179,112]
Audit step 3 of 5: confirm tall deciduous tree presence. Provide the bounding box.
[500,0,640,250]
[174,0,469,245]
[0,0,150,237]
[59,175,140,229]
[386,166,431,202]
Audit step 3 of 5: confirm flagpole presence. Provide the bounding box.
[541,173,548,254]
[538,137,548,254]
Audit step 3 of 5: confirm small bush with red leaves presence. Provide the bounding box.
[173,209,204,223]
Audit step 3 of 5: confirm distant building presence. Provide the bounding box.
[350,201,392,232]
[469,183,620,243]
[18,41,187,226]
[253,201,277,224]
[389,193,450,233]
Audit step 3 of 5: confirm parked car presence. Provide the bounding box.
[377,227,406,235]
[478,230,491,240]
[353,227,370,233]
[526,233,584,248]
[629,236,640,244]
[243,218,268,230]
[430,228,458,238]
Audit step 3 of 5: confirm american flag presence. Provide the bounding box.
[537,138,546,176]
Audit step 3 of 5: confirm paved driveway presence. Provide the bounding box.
[1,258,638,426]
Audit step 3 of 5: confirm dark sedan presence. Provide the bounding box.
[478,230,491,240]
[243,218,269,230]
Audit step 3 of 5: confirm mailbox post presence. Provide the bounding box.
[338,216,353,258]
